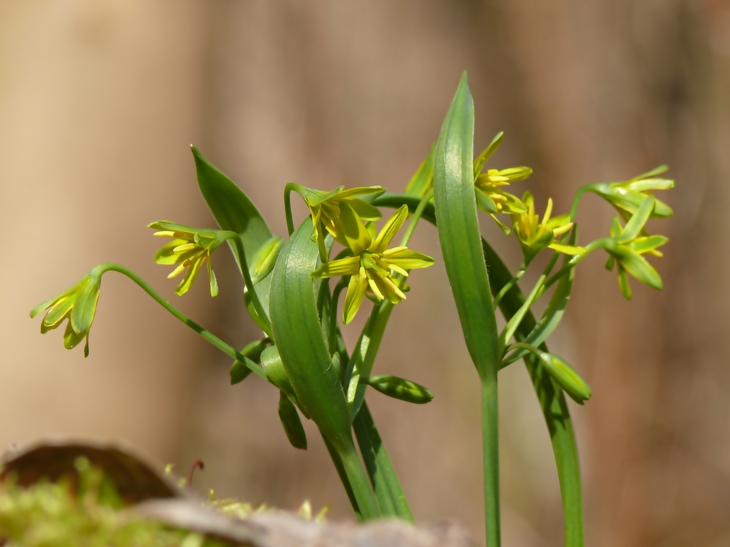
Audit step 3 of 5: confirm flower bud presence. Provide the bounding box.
[249,236,283,284]
[538,352,592,405]
[366,374,434,405]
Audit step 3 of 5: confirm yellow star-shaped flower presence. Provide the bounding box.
[511,191,585,265]
[149,221,224,297]
[312,205,434,324]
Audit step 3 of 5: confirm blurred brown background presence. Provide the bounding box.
[1,1,727,546]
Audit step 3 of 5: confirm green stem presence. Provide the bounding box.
[569,184,598,221]
[322,434,362,522]
[400,188,433,247]
[338,440,381,520]
[500,274,546,352]
[494,267,525,307]
[482,377,500,546]
[284,183,296,236]
[373,194,585,546]
[100,263,266,380]
[543,238,611,290]
[353,402,414,521]
[221,231,272,337]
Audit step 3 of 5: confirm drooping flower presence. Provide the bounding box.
[603,195,668,300]
[589,165,674,220]
[30,268,103,357]
[288,184,385,258]
[312,205,434,324]
[511,191,585,265]
[149,221,224,297]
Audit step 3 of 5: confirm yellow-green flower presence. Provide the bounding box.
[511,191,585,264]
[472,132,530,234]
[312,205,434,324]
[149,221,224,297]
[475,167,532,214]
[604,195,667,300]
[590,165,674,220]
[30,268,102,357]
[288,184,385,258]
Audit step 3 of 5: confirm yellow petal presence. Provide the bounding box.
[312,255,361,278]
[371,205,409,253]
[343,272,368,324]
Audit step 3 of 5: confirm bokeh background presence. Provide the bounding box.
[1,1,728,546]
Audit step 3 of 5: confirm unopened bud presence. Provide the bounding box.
[366,374,434,404]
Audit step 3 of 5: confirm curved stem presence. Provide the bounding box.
[220,231,272,337]
[99,263,266,380]
[494,266,525,307]
[284,183,296,236]
[569,184,598,222]
[543,238,612,290]
[400,189,433,247]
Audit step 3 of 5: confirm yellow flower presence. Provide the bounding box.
[472,132,530,234]
[288,184,385,258]
[604,196,667,300]
[511,191,585,264]
[312,205,434,324]
[30,268,102,357]
[149,221,224,297]
[590,165,674,220]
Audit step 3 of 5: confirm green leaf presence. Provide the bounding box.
[432,74,500,381]
[372,192,585,546]
[432,74,501,547]
[269,218,380,519]
[278,391,308,450]
[192,146,275,314]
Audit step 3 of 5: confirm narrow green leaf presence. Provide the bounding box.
[192,146,274,314]
[371,192,585,547]
[432,74,501,547]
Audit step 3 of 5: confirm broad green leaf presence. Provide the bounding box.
[269,218,380,519]
[192,146,274,315]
